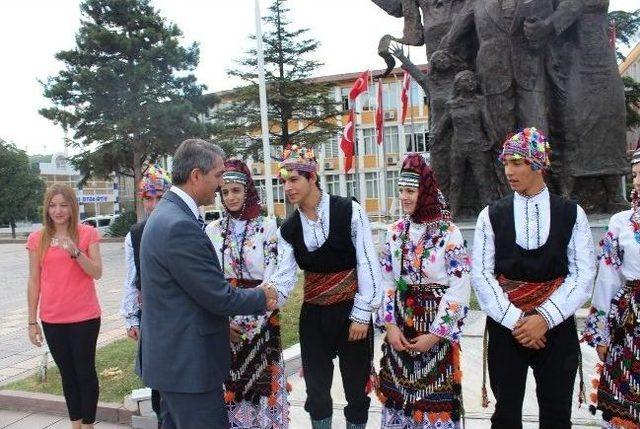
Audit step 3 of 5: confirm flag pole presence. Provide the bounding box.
[255,0,274,217]
[350,97,360,200]
[407,47,416,150]
[377,76,388,218]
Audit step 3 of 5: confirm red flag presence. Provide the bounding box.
[340,110,355,172]
[400,71,411,125]
[375,80,384,145]
[349,70,370,101]
[609,19,617,50]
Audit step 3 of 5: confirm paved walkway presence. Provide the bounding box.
[0,242,128,386]
[0,409,128,428]
[283,311,600,428]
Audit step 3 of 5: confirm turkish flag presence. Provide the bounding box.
[349,70,370,101]
[400,71,411,125]
[340,109,355,172]
[375,80,384,145]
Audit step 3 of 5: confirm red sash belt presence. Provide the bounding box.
[303,269,357,305]
[497,275,564,313]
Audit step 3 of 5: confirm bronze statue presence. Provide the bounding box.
[371,0,630,213]
[432,70,500,217]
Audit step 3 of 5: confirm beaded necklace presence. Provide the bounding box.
[631,193,640,245]
[396,217,449,292]
[396,216,449,331]
[221,196,250,280]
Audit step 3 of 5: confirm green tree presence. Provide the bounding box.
[624,76,640,130]
[609,9,640,61]
[213,0,339,160]
[40,0,215,219]
[0,140,45,239]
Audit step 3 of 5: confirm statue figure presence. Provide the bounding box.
[390,46,467,199]
[372,0,473,197]
[440,0,585,144]
[432,70,500,218]
[558,0,628,210]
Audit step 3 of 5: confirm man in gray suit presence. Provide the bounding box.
[139,139,277,429]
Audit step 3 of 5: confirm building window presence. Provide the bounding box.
[386,171,399,198]
[361,83,375,111]
[272,179,285,203]
[383,82,399,110]
[345,173,356,199]
[405,123,429,153]
[365,172,379,198]
[325,174,340,196]
[362,128,378,155]
[341,87,350,111]
[255,179,266,203]
[324,135,340,158]
[410,80,422,107]
[384,126,400,154]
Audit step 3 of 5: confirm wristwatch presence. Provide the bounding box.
[70,248,81,259]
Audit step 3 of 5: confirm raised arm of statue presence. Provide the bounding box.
[390,44,430,101]
[372,0,424,46]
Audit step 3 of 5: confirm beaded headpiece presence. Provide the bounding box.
[221,159,261,221]
[400,153,450,224]
[138,164,171,198]
[222,170,249,186]
[278,144,317,179]
[631,148,640,166]
[498,127,550,171]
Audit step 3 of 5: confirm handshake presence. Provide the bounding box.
[258,283,279,311]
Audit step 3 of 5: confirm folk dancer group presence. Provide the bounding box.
[110,127,640,429]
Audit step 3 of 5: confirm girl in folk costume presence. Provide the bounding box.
[204,159,288,429]
[377,153,471,429]
[583,149,640,429]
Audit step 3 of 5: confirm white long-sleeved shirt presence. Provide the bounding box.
[471,187,596,330]
[205,215,279,342]
[120,232,140,329]
[583,209,640,347]
[269,192,383,324]
[378,219,471,343]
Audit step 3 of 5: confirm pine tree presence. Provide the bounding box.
[0,139,45,239]
[213,0,339,160]
[40,0,215,219]
[609,9,640,61]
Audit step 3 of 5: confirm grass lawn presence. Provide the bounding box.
[7,275,481,403]
[5,279,305,404]
[5,338,144,404]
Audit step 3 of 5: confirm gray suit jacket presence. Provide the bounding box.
[139,190,266,393]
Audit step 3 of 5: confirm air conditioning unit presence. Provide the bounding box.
[383,111,396,120]
[324,160,335,170]
[251,165,263,175]
[386,155,399,165]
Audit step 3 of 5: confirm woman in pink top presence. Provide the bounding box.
[27,184,103,429]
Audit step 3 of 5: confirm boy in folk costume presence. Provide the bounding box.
[120,164,171,428]
[471,128,596,429]
[267,144,383,429]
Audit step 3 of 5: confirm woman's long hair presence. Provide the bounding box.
[38,184,80,262]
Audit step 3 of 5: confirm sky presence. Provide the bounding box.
[0,0,636,156]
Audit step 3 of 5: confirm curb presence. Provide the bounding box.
[0,237,125,244]
[0,390,135,424]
